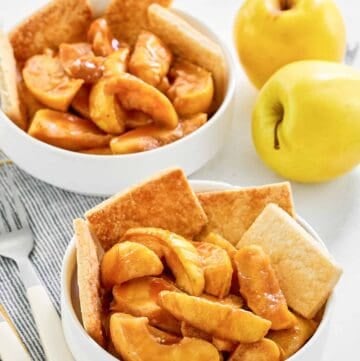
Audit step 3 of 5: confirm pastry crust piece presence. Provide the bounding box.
[74,218,105,346]
[197,182,295,245]
[105,0,173,46]
[237,204,342,319]
[9,0,93,62]
[85,168,208,250]
[0,31,25,128]
[147,4,227,107]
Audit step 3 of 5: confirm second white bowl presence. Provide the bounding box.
[61,180,335,361]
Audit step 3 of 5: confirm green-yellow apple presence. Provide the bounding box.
[234,0,346,88]
[252,60,360,183]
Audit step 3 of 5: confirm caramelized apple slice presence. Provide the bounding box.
[17,79,44,121]
[158,291,271,343]
[180,321,211,341]
[129,31,172,87]
[124,111,152,129]
[201,293,244,309]
[198,232,236,262]
[195,242,233,298]
[229,339,281,361]
[167,59,214,117]
[23,53,83,111]
[59,43,104,84]
[106,73,178,129]
[181,113,207,136]
[110,135,160,154]
[101,241,163,289]
[110,313,220,361]
[122,228,205,296]
[59,42,93,70]
[71,85,90,119]
[148,325,181,345]
[80,147,113,155]
[103,47,130,77]
[212,338,237,353]
[89,79,126,134]
[268,315,318,358]
[235,245,296,330]
[88,18,120,57]
[110,123,183,154]
[180,321,236,352]
[111,277,181,334]
[28,109,111,151]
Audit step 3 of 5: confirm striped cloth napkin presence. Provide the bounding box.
[0,151,105,360]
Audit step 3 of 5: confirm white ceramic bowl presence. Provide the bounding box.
[61,180,335,361]
[0,10,236,196]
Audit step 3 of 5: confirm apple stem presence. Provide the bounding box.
[279,0,292,11]
[274,120,281,150]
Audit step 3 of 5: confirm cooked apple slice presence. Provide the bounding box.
[167,59,214,117]
[71,85,90,119]
[201,293,244,308]
[111,277,181,334]
[195,242,233,298]
[81,147,113,155]
[212,338,237,353]
[106,73,178,129]
[59,43,104,84]
[88,18,120,57]
[124,110,152,129]
[17,79,44,121]
[110,122,183,154]
[268,315,318,359]
[101,241,163,289]
[59,42,93,70]
[103,47,130,77]
[158,291,271,342]
[28,109,111,151]
[148,325,181,345]
[23,53,83,111]
[129,31,172,87]
[110,135,160,154]
[181,113,207,136]
[180,321,211,341]
[199,232,237,262]
[234,245,295,330]
[110,313,220,361]
[122,227,205,296]
[180,321,236,352]
[89,79,126,134]
[229,339,281,361]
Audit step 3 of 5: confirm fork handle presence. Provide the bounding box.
[27,285,75,361]
[0,321,31,361]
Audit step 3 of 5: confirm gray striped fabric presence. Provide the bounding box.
[0,151,105,360]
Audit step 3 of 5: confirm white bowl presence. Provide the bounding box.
[0,9,236,196]
[61,180,335,361]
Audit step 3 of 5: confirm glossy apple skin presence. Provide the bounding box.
[234,0,346,88]
[252,60,360,183]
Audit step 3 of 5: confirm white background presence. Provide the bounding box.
[2,0,360,359]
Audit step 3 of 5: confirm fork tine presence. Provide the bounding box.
[3,166,28,228]
[345,42,359,65]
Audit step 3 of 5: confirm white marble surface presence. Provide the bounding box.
[2,0,360,359]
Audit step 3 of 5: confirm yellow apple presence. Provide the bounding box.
[252,60,360,183]
[234,0,346,88]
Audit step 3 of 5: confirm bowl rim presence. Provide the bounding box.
[61,179,336,360]
[0,8,236,161]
